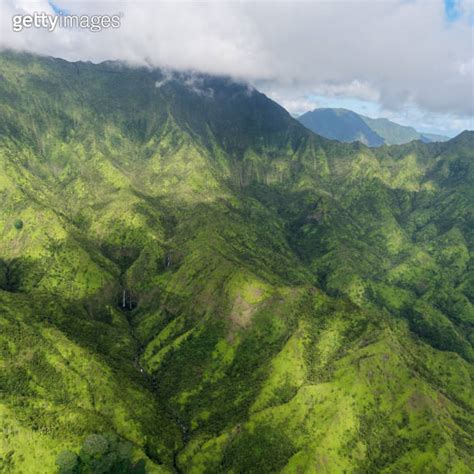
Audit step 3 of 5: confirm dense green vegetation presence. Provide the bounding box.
[0,50,472,473]
[55,434,146,473]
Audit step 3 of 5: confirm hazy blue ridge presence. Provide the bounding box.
[298,107,450,146]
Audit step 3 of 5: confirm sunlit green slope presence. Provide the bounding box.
[0,51,472,473]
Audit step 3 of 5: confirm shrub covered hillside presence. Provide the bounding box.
[0,51,472,473]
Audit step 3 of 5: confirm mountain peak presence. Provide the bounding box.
[451,129,474,142]
[298,107,450,146]
[298,108,385,146]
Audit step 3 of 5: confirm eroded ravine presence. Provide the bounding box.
[118,276,189,473]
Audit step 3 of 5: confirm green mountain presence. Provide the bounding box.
[0,51,473,474]
[298,108,450,146]
[420,132,452,143]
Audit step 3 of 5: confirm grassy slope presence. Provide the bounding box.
[360,116,420,145]
[0,51,472,473]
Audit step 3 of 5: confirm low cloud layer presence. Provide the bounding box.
[1,0,473,131]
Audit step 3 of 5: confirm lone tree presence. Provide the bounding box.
[13,219,23,230]
[56,434,147,474]
[56,451,79,474]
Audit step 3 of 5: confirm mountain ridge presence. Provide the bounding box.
[298,107,451,146]
[0,51,473,473]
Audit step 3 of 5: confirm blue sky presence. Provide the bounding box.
[444,0,474,24]
[445,0,463,22]
[48,0,70,16]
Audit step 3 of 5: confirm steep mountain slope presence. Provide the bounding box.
[298,108,450,146]
[297,108,385,146]
[0,51,472,473]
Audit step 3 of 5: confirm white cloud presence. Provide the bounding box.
[0,0,472,131]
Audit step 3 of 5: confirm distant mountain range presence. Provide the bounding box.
[298,108,450,146]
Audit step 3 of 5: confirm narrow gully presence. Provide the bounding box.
[119,282,189,473]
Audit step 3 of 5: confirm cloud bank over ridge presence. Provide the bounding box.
[1,0,472,133]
